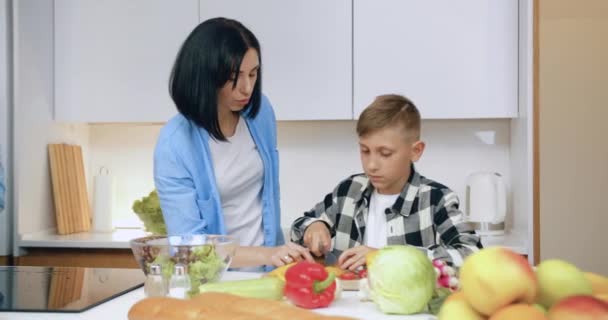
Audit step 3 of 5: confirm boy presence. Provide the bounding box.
[290,94,482,270]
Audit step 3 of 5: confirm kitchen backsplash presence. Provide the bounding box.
[87,119,511,230]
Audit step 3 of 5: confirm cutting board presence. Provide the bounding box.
[48,144,91,235]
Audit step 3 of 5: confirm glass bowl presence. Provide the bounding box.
[129,234,237,295]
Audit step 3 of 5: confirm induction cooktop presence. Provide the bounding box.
[0,266,145,313]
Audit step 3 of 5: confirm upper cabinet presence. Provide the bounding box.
[353,0,519,119]
[54,0,199,122]
[200,0,352,120]
[53,1,520,122]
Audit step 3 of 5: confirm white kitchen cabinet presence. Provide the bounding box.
[200,0,352,120]
[54,0,198,122]
[353,0,518,119]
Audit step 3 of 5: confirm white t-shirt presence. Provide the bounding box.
[364,190,400,248]
[208,117,264,247]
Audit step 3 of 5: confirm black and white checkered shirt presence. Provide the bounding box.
[290,166,482,266]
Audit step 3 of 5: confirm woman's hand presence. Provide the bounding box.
[269,242,314,267]
[338,246,377,271]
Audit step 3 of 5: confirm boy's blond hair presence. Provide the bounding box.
[356,94,421,141]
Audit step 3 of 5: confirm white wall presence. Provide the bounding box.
[539,0,608,273]
[87,119,512,233]
[13,0,90,238]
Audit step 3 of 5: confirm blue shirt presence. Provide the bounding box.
[153,95,284,247]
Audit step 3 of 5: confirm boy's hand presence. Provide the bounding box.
[270,242,314,267]
[303,221,331,256]
[338,246,377,271]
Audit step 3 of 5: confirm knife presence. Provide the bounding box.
[324,250,338,266]
[312,243,338,266]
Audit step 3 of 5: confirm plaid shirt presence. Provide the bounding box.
[290,166,482,266]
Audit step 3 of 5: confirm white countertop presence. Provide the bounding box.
[18,228,528,255]
[479,232,528,255]
[18,228,148,249]
[0,272,436,320]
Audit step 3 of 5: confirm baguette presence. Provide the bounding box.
[128,294,356,320]
[128,296,272,320]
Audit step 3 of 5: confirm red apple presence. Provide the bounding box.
[548,295,608,320]
[489,303,547,320]
[460,247,538,316]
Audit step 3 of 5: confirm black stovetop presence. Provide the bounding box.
[0,266,145,313]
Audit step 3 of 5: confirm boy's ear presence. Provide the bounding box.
[411,140,425,162]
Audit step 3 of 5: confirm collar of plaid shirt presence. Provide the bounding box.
[358,163,422,219]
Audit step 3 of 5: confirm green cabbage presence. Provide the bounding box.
[368,245,436,315]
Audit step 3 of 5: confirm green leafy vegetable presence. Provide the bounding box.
[150,254,175,279]
[145,244,226,297]
[367,245,436,315]
[188,245,225,295]
[427,287,453,315]
[132,190,167,235]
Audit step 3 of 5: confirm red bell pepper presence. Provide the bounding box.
[284,261,337,309]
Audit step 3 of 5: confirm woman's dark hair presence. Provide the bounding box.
[169,17,262,141]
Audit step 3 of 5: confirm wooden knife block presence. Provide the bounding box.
[48,143,91,235]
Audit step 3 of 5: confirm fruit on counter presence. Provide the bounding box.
[198,277,285,300]
[338,271,358,280]
[488,303,548,320]
[547,295,608,320]
[535,259,592,309]
[325,266,346,277]
[437,292,485,320]
[128,293,357,320]
[532,303,547,314]
[365,249,379,268]
[367,245,436,315]
[337,269,367,281]
[265,262,296,282]
[357,268,367,278]
[597,293,608,303]
[266,264,345,282]
[585,271,608,295]
[459,247,537,316]
[284,261,337,309]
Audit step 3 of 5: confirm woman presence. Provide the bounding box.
[154,18,311,268]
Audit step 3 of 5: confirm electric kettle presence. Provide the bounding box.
[465,172,507,235]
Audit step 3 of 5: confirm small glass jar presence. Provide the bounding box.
[168,264,191,299]
[144,264,168,297]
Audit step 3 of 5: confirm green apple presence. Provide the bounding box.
[536,259,593,308]
[437,292,485,320]
[533,303,547,314]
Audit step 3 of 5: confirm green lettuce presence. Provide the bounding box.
[132,190,167,235]
[187,245,225,296]
[146,245,225,297]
